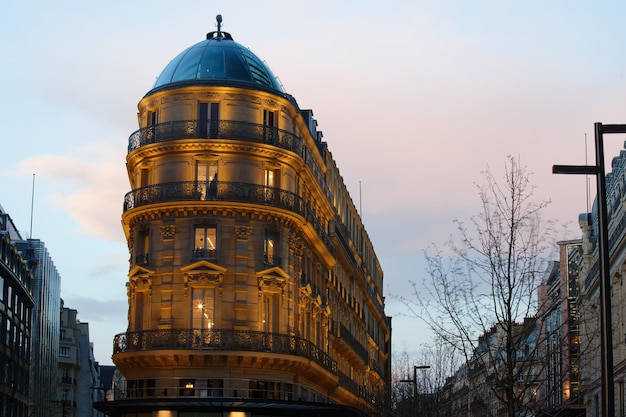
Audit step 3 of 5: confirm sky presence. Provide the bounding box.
[2,0,626,366]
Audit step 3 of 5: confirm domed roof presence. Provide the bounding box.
[149,16,283,94]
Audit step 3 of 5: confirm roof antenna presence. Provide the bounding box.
[29,173,35,238]
[216,14,223,37]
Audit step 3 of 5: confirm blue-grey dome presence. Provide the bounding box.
[150,28,283,94]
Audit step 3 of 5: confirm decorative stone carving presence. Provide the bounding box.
[235,226,252,240]
[128,229,135,251]
[257,266,290,297]
[182,260,227,295]
[289,231,305,257]
[258,274,286,294]
[160,225,176,239]
[130,274,152,292]
[185,272,223,287]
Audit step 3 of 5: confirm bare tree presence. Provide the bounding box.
[391,342,461,417]
[401,156,557,417]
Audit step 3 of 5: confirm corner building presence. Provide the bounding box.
[99,17,391,417]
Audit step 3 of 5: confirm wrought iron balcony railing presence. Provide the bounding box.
[123,180,333,253]
[192,248,217,260]
[113,328,337,374]
[338,323,369,363]
[128,119,332,203]
[134,253,149,265]
[263,253,281,266]
[112,376,333,403]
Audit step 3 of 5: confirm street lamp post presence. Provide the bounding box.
[399,365,431,416]
[553,122,626,417]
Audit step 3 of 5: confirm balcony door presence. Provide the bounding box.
[192,287,216,330]
[264,168,280,203]
[192,287,216,347]
[199,102,220,138]
[263,109,277,142]
[196,161,218,200]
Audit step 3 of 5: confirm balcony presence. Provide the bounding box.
[337,323,369,363]
[112,376,327,402]
[263,253,281,266]
[113,328,337,374]
[96,375,383,417]
[192,248,217,260]
[134,253,149,265]
[123,180,333,252]
[127,119,332,202]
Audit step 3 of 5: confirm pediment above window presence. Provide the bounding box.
[182,260,227,290]
[128,265,155,291]
[257,266,289,294]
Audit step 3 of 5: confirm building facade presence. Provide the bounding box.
[0,205,63,417]
[577,149,626,417]
[0,207,35,417]
[536,242,584,416]
[18,237,62,417]
[59,301,106,417]
[436,319,539,417]
[97,16,391,417]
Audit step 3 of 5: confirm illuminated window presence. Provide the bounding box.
[262,293,279,336]
[192,288,215,330]
[264,231,278,265]
[264,168,280,202]
[196,161,218,200]
[193,226,217,259]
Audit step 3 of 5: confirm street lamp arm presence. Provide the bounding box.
[552,164,601,175]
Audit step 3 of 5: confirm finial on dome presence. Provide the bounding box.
[206,14,232,40]
[216,14,223,37]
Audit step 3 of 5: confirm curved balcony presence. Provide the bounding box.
[123,180,333,252]
[112,376,332,402]
[113,328,337,374]
[97,376,379,417]
[128,119,331,202]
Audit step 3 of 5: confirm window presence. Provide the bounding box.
[262,293,279,338]
[264,168,280,203]
[147,110,158,141]
[196,161,218,200]
[199,102,219,138]
[148,110,158,127]
[60,346,70,357]
[193,226,217,259]
[264,231,278,265]
[134,291,149,331]
[262,294,274,333]
[192,288,215,330]
[136,229,149,265]
[264,169,275,188]
[263,109,277,142]
[140,168,150,188]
